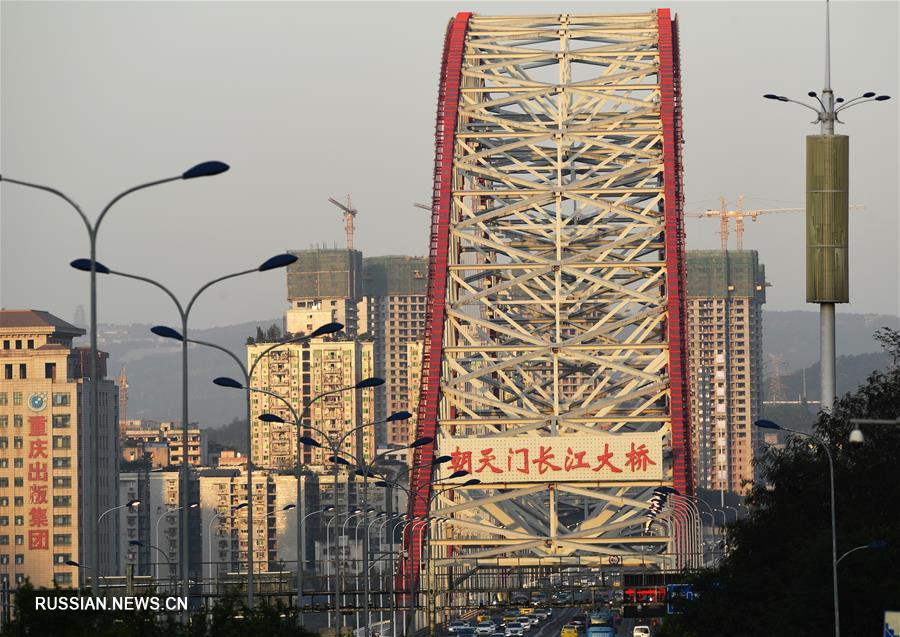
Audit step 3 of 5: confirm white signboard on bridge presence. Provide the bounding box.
[436,432,664,482]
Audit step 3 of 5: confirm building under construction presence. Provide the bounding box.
[686,250,766,494]
[285,248,363,335]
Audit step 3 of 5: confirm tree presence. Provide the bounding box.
[661,329,900,636]
[255,326,266,343]
[266,323,281,341]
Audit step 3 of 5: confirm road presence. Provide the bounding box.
[447,606,645,637]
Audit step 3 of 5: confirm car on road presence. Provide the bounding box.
[505,622,525,637]
[560,625,578,637]
[586,629,615,637]
[475,622,497,635]
[533,610,549,621]
[457,628,476,637]
[449,620,471,633]
[519,616,537,631]
[633,626,651,637]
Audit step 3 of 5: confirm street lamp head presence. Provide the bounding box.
[863,91,877,98]
[188,502,200,509]
[351,508,363,514]
[129,540,143,547]
[754,419,782,431]
[182,161,230,179]
[876,95,891,101]
[462,479,481,487]
[281,504,297,512]
[374,480,389,488]
[299,436,321,448]
[409,436,433,449]
[310,322,344,338]
[213,376,244,390]
[127,499,141,507]
[259,413,286,423]
[258,253,298,272]
[836,97,845,103]
[327,455,352,466]
[70,258,110,274]
[808,91,817,97]
[355,377,385,389]
[233,502,249,511]
[323,506,335,512]
[869,540,888,550]
[150,325,184,341]
[849,428,865,444]
[763,94,781,100]
[449,470,469,479]
[65,560,81,567]
[386,411,413,422]
[432,455,452,466]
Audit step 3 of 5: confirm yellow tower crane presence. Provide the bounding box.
[685,195,864,250]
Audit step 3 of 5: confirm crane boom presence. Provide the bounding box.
[685,196,864,250]
[327,195,357,251]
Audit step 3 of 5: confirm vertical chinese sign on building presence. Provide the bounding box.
[27,415,50,551]
[436,433,665,483]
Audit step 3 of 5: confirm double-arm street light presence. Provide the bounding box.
[229,376,384,625]
[756,419,840,636]
[71,252,297,605]
[1,160,229,594]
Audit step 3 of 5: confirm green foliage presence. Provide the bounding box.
[661,329,900,637]
[1,585,319,637]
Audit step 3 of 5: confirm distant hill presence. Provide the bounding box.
[88,319,280,427]
[763,310,898,372]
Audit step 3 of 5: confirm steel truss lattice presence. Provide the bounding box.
[405,10,690,595]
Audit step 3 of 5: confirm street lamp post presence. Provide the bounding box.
[756,419,840,637]
[1,161,229,595]
[72,252,296,606]
[207,502,248,596]
[155,502,199,582]
[98,499,140,581]
[65,560,109,593]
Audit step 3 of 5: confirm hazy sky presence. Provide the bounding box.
[2,1,898,330]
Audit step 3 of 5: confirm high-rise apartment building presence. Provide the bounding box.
[362,256,428,443]
[0,310,119,588]
[248,339,376,471]
[686,251,766,494]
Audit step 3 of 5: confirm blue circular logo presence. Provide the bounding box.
[28,393,46,412]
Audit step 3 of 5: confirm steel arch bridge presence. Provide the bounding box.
[404,9,691,601]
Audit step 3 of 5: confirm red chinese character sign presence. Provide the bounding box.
[25,416,50,551]
[437,433,664,483]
